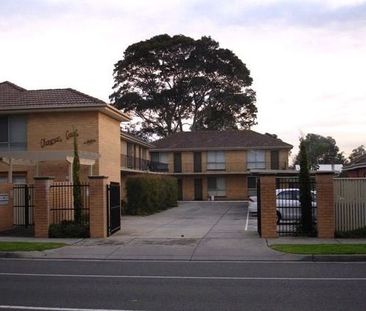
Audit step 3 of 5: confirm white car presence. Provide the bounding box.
[247,188,317,223]
[276,188,317,223]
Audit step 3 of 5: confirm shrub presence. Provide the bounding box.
[49,220,90,238]
[126,175,178,215]
[336,227,366,238]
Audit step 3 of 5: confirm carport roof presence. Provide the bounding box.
[151,130,293,151]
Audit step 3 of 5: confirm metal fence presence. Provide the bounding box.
[50,182,90,225]
[276,177,317,236]
[334,178,366,232]
[13,184,34,227]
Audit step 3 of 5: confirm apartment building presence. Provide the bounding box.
[0,81,129,184]
[150,130,292,200]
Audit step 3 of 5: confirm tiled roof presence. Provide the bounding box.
[151,130,292,150]
[121,130,153,147]
[0,81,108,110]
[343,154,366,170]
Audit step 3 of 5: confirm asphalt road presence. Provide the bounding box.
[0,258,366,311]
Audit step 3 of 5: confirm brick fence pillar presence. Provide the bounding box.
[34,177,54,238]
[88,176,108,238]
[0,183,14,232]
[260,175,278,238]
[316,173,335,238]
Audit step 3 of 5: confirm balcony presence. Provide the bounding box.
[171,160,289,174]
[121,154,168,173]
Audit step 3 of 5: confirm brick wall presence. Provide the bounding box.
[0,184,13,231]
[226,175,247,200]
[316,173,335,238]
[259,175,277,238]
[97,113,121,183]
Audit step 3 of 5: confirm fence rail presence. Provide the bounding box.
[50,182,90,225]
[13,184,34,226]
[334,178,366,232]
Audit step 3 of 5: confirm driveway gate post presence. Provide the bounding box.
[88,176,109,238]
[259,175,278,238]
[34,177,54,238]
[316,173,335,238]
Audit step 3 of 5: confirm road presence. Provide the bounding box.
[0,259,366,311]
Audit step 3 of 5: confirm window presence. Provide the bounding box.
[207,177,226,197]
[0,116,27,151]
[207,151,225,170]
[247,150,265,169]
[151,152,168,164]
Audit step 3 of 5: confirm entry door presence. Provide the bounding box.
[194,152,202,172]
[194,178,203,201]
[177,178,183,201]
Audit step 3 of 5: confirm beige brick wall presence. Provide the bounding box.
[279,150,289,169]
[225,175,248,200]
[182,152,193,173]
[98,112,121,183]
[226,151,245,172]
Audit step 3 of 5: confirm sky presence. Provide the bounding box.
[1,0,365,160]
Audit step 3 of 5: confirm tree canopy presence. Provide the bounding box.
[348,145,366,163]
[110,34,257,138]
[294,133,346,169]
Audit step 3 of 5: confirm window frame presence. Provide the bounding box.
[247,150,266,169]
[207,151,225,171]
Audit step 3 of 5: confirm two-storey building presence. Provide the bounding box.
[0,81,129,184]
[150,130,292,200]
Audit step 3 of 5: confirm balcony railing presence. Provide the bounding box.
[121,154,168,172]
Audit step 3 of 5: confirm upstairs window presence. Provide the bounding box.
[247,150,265,169]
[207,151,225,170]
[0,116,27,151]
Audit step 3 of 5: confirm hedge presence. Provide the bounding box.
[126,174,178,215]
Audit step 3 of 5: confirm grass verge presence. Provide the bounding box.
[271,244,366,255]
[0,242,66,252]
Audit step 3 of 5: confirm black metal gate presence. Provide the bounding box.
[13,184,34,227]
[256,178,261,236]
[106,182,121,236]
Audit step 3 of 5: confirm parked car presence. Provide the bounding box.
[247,188,317,223]
[276,188,317,223]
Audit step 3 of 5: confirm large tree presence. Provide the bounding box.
[348,145,366,163]
[110,34,257,137]
[294,133,346,169]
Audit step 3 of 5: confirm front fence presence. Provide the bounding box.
[50,182,90,225]
[334,178,366,233]
[276,177,317,236]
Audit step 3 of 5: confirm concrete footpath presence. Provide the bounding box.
[0,202,365,261]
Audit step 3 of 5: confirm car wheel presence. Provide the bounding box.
[276,211,281,225]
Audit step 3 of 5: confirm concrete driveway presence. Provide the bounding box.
[41,201,296,261]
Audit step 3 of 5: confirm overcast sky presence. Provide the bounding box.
[1,0,365,159]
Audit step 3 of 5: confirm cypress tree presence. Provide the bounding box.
[72,130,82,224]
[298,139,313,235]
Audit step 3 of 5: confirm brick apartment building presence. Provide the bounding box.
[150,131,293,200]
[0,81,129,184]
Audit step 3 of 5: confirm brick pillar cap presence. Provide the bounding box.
[88,175,109,179]
[34,176,55,180]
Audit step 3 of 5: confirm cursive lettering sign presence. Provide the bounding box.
[65,129,79,140]
[40,136,63,148]
[83,139,96,145]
